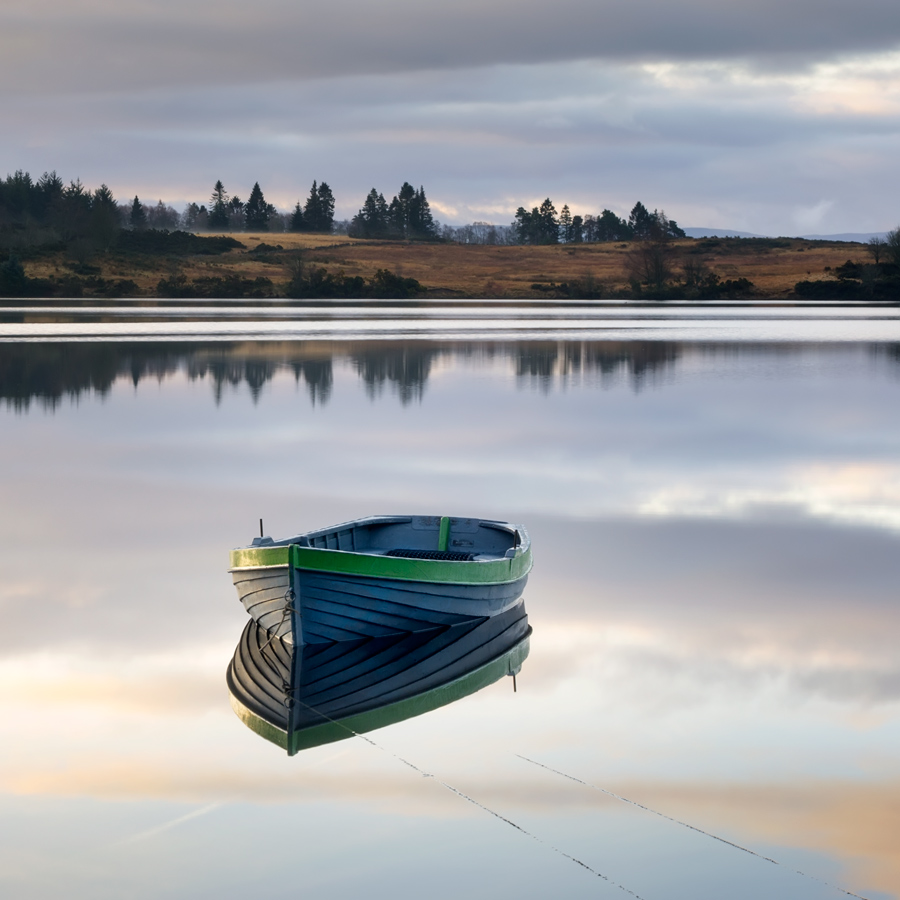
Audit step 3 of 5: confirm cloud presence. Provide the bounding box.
[793,199,836,231]
[0,660,226,716]
[3,54,900,232]
[2,3,900,232]
[2,0,900,97]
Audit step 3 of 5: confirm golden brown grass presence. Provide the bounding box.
[22,232,869,299]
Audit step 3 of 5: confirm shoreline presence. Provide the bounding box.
[6,232,896,302]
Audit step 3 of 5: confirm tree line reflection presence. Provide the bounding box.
[0,339,794,411]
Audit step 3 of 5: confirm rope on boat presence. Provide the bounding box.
[253,590,301,710]
[515,755,871,900]
[258,588,296,655]
[291,695,646,900]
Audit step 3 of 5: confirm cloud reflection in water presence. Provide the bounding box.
[1,338,899,899]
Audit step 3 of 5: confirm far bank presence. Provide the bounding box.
[3,231,899,301]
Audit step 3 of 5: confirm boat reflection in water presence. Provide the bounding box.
[227,602,531,755]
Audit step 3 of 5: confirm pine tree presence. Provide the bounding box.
[393,182,416,237]
[571,215,584,243]
[596,209,627,241]
[3,170,34,219]
[289,201,306,232]
[667,217,686,239]
[316,182,335,233]
[228,196,245,230]
[372,191,390,236]
[208,180,229,229]
[58,179,92,241]
[538,198,559,244]
[353,188,389,237]
[410,186,436,239]
[36,171,64,220]
[512,207,530,244]
[628,201,653,240]
[90,184,119,250]
[244,182,270,231]
[304,180,323,231]
[559,205,573,243]
[581,214,597,242]
[130,196,147,230]
[387,196,404,237]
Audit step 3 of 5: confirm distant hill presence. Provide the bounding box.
[798,232,888,242]
[685,227,890,243]
[683,228,766,239]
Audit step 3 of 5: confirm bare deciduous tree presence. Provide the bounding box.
[886,227,900,265]
[867,235,886,264]
[681,257,709,287]
[627,238,674,289]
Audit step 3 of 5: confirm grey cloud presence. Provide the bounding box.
[529,641,900,707]
[2,0,900,95]
[791,666,900,704]
[37,71,894,149]
[3,61,900,232]
[530,514,900,619]
[523,513,900,704]
[3,1,900,234]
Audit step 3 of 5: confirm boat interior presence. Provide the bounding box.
[251,515,525,561]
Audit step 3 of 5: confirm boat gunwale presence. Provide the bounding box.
[229,516,532,585]
[287,543,531,586]
[228,551,533,585]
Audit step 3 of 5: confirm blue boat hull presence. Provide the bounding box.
[226,602,531,754]
[291,567,529,644]
[230,515,533,645]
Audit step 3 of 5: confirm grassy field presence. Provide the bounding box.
[20,231,873,299]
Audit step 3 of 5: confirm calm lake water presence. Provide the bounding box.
[2,324,899,899]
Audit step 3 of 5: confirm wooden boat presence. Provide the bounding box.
[226,602,531,755]
[229,515,532,645]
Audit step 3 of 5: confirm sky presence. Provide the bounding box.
[2,2,900,235]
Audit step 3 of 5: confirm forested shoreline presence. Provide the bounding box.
[0,169,684,247]
[1,169,898,300]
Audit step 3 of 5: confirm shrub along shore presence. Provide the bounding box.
[2,228,899,301]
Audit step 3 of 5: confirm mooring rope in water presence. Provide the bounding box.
[291,696,645,899]
[515,754,870,900]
